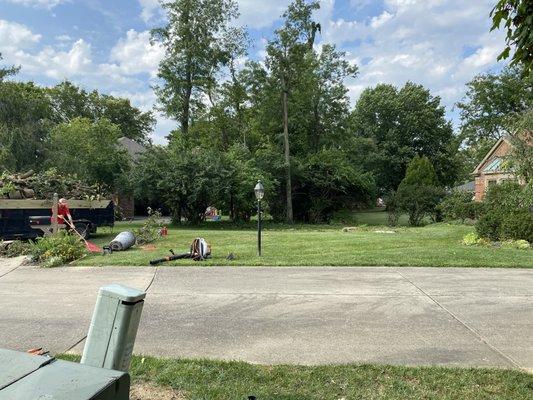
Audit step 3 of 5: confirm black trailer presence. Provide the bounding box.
[0,199,114,240]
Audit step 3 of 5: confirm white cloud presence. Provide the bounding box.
[1,20,170,141]
[138,0,163,24]
[109,29,164,77]
[55,34,72,42]
[1,22,143,90]
[321,0,507,121]
[4,0,68,9]
[370,11,392,29]
[0,19,41,51]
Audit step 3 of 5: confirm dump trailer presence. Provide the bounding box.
[0,198,114,240]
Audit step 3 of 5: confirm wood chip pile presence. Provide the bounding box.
[0,170,109,200]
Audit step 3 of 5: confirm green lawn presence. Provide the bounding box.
[75,211,532,268]
[59,354,533,400]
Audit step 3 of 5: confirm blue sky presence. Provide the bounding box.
[0,0,507,143]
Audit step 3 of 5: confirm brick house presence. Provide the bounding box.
[473,136,515,201]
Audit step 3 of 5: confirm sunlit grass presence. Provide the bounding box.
[74,211,532,268]
[59,354,533,400]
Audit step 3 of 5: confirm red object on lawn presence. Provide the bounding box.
[83,240,102,253]
[65,220,102,253]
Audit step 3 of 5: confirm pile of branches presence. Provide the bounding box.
[0,169,110,200]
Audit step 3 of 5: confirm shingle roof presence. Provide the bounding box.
[117,137,146,160]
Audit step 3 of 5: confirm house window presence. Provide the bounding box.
[483,157,503,172]
[487,179,497,187]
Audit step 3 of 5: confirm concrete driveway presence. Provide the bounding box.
[0,259,532,369]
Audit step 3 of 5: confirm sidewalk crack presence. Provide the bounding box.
[396,269,522,369]
[0,258,23,279]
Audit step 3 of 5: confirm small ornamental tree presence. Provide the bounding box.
[396,155,443,226]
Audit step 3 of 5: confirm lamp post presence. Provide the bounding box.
[254,180,264,256]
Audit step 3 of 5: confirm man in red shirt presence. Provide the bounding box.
[52,198,74,227]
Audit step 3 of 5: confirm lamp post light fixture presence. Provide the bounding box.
[254,180,264,256]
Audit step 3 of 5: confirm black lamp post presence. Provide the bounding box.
[254,180,264,256]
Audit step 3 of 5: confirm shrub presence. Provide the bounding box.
[475,213,502,241]
[438,191,481,222]
[475,182,533,242]
[484,181,530,214]
[29,232,86,267]
[396,185,444,226]
[461,232,479,246]
[461,232,491,247]
[396,155,443,226]
[500,212,533,243]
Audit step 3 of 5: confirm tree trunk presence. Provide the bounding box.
[281,75,293,223]
[182,59,192,136]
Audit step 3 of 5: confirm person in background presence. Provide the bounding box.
[52,198,74,227]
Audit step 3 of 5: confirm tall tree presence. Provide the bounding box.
[265,0,320,223]
[151,0,240,139]
[507,110,533,183]
[456,66,532,179]
[47,81,155,144]
[491,0,533,75]
[457,67,532,146]
[0,82,52,171]
[47,118,130,190]
[351,82,458,191]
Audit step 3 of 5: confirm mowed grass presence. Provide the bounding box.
[59,354,533,400]
[75,211,532,268]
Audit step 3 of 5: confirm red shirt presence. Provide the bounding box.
[51,204,71,224]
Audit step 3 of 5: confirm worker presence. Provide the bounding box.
[52,198,74,227]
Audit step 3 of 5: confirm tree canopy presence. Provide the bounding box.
[350,82,458,192]
[491,0,533,75]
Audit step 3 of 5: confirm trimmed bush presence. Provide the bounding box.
[438,191,482,222]
[500,212,533,243]
[475,182,532,244]
[475,213,502,241]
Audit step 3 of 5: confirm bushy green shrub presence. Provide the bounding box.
[0,240,32,257]
[396,155,444,226]
[29,232,86,267]
[484,181,530,214]
[396,185,444,226]
[475,182,532,243]
[475,213,502,241]
[500,212,533,243]
[438,191,482,222]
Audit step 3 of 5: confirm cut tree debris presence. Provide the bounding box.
[0,170,109,200]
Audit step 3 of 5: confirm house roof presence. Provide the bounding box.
[117,137,146,161]
[455,180,475,192]
[473,136,512,175]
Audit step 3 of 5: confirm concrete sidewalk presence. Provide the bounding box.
[0,260,531,369]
